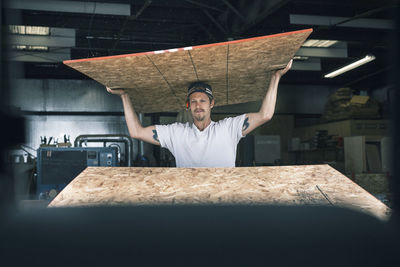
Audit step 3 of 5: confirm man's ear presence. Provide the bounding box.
[210,99,215,108]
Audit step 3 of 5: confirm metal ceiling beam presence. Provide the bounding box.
[183,0,224,12]
[10,8,192,29]
[202,9,228,36]
[111,0,152,53]
[8,28,75,47]
[221,0,246,23]
[296,47,348,58]
[234,0,289,35]
[290,14,394,30]
[8,48,70,62]
[129,0,152,21]
[291,58,321,71]
[194,21,218,42]
[342,67,391,88]
[84,34,185,44]
[5,0,131,16]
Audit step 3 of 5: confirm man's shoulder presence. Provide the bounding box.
[215,114,246,126]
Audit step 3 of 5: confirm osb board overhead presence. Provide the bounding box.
[64,29,312,113]
[49,164,390,220]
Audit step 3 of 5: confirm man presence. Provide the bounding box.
[107,59,292,167]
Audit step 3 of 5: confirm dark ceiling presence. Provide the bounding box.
[2,0,398,92]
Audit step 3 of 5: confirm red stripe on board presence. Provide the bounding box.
[63,28,313,64]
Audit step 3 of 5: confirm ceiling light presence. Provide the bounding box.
[324,54,376,78]
[302,39,338,47]
[8,25,49,35]
[293,56,309,61]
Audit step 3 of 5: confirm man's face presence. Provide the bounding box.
[189,92,214,122]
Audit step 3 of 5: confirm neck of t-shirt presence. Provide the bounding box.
[193,118,212,132]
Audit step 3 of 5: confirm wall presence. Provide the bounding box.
[10,79,122,112]
[10,79,142,161]
[22,114,135,158]
[10,79,336,163]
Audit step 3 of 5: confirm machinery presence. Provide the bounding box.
[74,134,133,167]
[36,147,118,199]
[239,135,281,166]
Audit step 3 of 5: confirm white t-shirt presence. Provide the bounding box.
[156,114,246,167]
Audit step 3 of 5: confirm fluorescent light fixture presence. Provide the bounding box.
[324,54,376,78]
[293,55,309,61]
[9,25,50,35]
[302,39,338,47]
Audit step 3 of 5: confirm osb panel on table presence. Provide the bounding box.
[64,29,312,113]
[49,164,390,220]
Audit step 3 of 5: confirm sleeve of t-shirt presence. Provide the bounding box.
[155,124,176,155]
[223,114,246,144]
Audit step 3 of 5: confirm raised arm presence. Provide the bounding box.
[106,87,160,146]
[242,59,292,136]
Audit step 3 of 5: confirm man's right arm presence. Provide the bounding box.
[107,87,160,146]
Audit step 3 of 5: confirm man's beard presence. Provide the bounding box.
[195,114,206,121]
[192,109,206,121]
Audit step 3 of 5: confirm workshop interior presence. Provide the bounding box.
[1,0,400,265]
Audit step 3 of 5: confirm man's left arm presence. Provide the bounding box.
[242,59,293,136]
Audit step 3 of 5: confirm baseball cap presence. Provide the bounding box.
[187,82,213,99]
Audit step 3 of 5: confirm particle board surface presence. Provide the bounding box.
[49,164,390,220]
[64,29,312,113]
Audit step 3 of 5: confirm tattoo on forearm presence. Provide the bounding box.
[242,117,250,131]
[152,130,159,142]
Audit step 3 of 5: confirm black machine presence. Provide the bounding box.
[238,135,281,166]
[36,147,118,199]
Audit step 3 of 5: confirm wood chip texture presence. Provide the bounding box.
[64,29,312,113]
[49,164,390,220]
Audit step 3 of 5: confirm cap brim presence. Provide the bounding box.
[188,88,213,98]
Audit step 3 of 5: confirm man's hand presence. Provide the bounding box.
[106,86,127,96]
[274,59,293,78]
